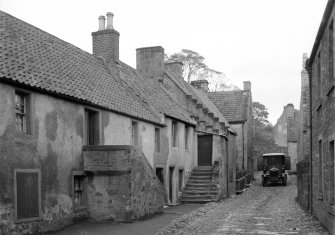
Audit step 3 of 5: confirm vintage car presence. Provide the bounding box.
[262,153,288,186]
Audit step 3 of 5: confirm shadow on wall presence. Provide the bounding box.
[83,145,166,222]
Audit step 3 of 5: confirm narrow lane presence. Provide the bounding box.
[156,173,328,235]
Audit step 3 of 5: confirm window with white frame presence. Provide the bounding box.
[132,121,139,146]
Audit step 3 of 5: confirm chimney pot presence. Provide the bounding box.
[98,15,106,31]
[106,12,114,29]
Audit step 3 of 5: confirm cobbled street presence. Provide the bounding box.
[156,173,328,235]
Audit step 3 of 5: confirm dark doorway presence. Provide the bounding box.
[156,167,164,183]
[169,166,174,203]
[198,135,213,166]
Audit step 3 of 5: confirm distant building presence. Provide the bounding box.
[299,0,335,234]
[273,104,299,171]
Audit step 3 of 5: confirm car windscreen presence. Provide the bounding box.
[264,155,284,165]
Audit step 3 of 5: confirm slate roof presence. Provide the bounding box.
[207,91,249,123]
[0,11,194,126]
[163,71,228,126]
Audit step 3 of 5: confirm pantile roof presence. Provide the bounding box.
[207,90,249,123]
[163,71,228,126]
[0,11,194,126]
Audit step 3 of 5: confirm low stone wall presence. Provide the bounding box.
[212,159,225,199]
[296,159,310,211]
[83,145,165,222]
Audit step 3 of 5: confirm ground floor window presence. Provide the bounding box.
[14,169,41,222]
[155,167,164,183]
[73,171,85,206]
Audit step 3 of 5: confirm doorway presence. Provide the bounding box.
[169,166,174,204]
[198,135,213,166]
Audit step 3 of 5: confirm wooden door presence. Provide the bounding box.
[198,135,213,166]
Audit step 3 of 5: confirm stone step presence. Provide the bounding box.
[180,198,216,204]
[189,175,212,180]
[181,195,218,200]
[183,186,218,191]
[182,191,219,196]
[187,179,213,184]
[191,172,212,177]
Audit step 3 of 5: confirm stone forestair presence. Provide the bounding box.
[180,166,220,204]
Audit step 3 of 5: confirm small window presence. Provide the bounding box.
[178,169,184,192]
[185,126,190,150]
[155,128,161,152]
[330,140,335,205]
[85,109,100,145]
[318,140,323,194]
[73,173,85,206]
[318,52,321,97]
[14,169,41,222]
[132,121,139,146]
[172,121,178,148]
[15,91,30,133]
[156,167,164,183]
[329,20,334,81]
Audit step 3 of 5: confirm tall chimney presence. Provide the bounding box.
[165,61,183,79]
[285,103,294,119]
[92,12,119,62]
[302,53,308,69]
[136,46,164,79]
[106,12,114,29]
[98,15,106,31]
[243,81,251,91]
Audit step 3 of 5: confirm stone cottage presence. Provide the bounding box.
[137,55,237,198]
[300,0,335,233]
[207,82,254,176]
[0,11,236,234]
[273,104,300,171]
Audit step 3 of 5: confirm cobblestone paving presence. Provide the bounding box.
[155,174,329,235]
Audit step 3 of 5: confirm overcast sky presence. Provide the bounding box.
[1,0,328,124]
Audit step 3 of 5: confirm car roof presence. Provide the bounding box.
[262,153,286,157]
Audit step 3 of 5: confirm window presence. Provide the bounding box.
[14,169,41,222]
[185,126,190,150]
[318,52,321,97]
[15,91,30,133]
[155,128,161,152]
[73,172,85,206]
[131,121,139,146]
[319,140,323,194]
[85,109,100,145]
[178,169,184,192]
[156,167,164,183]
[330,140,335,205]
[172,121,178,148]
[330,20,334,81]
[317,105,322,123]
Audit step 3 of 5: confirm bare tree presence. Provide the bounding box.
[167,49,208,83]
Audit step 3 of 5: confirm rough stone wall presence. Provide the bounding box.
[83,146,165,222]
[309,4,335,234]
[0,83,86,234]
[273,110,288,147]
[297,159,310,211]
[212,135,228,198]
[228,132,237,195]
[230,124,244,171]
[298,54,310,163]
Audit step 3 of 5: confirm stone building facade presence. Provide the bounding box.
[303,0,335,234]
[273,104,299,171]
[0,11,236,234]
[207,82,254,176]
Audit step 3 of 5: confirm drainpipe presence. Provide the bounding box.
[307,60,313,213]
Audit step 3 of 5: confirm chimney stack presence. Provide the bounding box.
[136,46,164,79]
[243,81,251,91]
[106,12,114,29]
[165,61,183,78]
[98,15,106,31]
[190,80,209,92]
[92,12,120,62]
[302,53,308,69]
